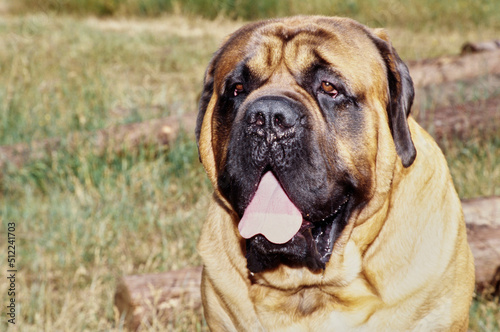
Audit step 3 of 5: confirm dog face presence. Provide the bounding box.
[196,16,416,274]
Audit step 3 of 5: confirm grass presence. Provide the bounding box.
[1,135,211,331]
[8,0,500,29]
[0,5,499,331]
[0,13,231,145]
[7,0,500,61]
[443,135,500,199]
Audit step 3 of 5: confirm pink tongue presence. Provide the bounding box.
[238,172,302,244]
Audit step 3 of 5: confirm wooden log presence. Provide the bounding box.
[463,196,500,292]
[461,40,500,54]
[462,196,500,227]
[0,113,196,169]
[467,224,500,293]
[114,197,500,330]
[408,49,500,88]
[114,266,203,331]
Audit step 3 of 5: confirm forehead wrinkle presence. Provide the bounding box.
[244,22,338,79]
[283,35,326,75]
[245,33,284,80]
[245,32,329,84]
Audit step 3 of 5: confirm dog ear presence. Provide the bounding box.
[196,30,237,151]
[369,29,417,167]
[196,59,216,153]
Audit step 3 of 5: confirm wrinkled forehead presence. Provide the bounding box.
[213,16,387,92]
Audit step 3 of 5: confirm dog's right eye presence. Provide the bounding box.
[233,83,244,97]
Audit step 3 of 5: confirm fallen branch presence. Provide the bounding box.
[0,113,196,169]
[114,196,500,331]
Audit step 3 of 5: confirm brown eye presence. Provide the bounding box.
[321,81,338,97]
[234,83,244,96]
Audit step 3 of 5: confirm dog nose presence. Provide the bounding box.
[245,96,300,140]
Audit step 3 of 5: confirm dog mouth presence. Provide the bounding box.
[239,171,350,273]
[302,195,350,262]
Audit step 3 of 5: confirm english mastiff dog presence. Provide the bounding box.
[196,16,475,331]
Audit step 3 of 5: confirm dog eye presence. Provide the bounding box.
[233,83,244,97]
[320,81,338,98]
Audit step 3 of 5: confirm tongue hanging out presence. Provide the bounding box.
[238,172,302,244]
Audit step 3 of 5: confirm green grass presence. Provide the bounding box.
[443,135,500,199]
[9,0,500,29]
[0,14,220,145]
[469,294,500,332]
[0,7,499,332]
[7,1,500,60]
[1,136,211,331]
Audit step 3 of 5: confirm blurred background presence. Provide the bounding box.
[0,0,499,330]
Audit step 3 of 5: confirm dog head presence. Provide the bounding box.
[196,16,415,274]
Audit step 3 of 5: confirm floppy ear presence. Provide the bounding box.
[195,59,216,152]
[369,29,417,167]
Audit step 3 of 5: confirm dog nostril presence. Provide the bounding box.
[274,114,283,128]
[255,112,265,126]
[274,113,293,129]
